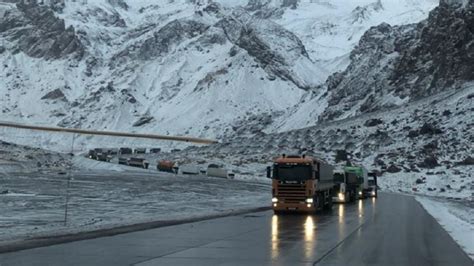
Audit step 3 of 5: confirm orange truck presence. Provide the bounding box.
[267,155,334,213]
[157,160,176,173]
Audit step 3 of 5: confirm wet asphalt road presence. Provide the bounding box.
[0,192,471,266]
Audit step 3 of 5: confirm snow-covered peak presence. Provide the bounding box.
[0,0,442,150]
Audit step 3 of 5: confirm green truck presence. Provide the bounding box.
[332,169,358,203]
[343,165,369,199]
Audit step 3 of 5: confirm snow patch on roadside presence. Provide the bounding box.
[416,196,474,260]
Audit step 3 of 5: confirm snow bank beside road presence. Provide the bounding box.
[0,171,269,244]
[416,196,474,260]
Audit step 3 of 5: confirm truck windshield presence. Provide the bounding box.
[333,173,345,183]
[274,164,312,181]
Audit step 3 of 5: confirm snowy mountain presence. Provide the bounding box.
[0,0,441,146]
[321,0,474,121]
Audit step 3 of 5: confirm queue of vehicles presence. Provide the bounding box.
[87,147,234,178]
[87,149,378,208]
[267,154,378,213]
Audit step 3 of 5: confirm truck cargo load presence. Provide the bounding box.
[179,165,200,175]
[206,164,228,178]
[128,158,149,169]
[367,172,378,197]
[157,160,176,173]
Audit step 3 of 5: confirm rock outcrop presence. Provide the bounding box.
[0,1,84,59]
[321,0,474,121]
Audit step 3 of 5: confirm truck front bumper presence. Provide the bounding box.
[272,203,316,213]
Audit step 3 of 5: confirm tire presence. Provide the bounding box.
[324,191,333,211]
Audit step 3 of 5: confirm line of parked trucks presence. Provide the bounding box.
[267,154,378,213]
[87,148,234,179]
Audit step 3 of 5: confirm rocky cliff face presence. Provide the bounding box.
[0,0,446,147]
[0,1,84,59]
[321,0,473,121]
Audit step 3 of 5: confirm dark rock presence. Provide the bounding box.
[114,19,209,64]
[41,89,65,100]
[415,178,424,184]
[364,118,383,127]
[418,155,439,169]
[408,130,419,138]
[133,116,154,127]
[4,2,84,59]
[386,164,402,173]
[229,46,239,57]
[107,0,129,10]
[457,156,474,165]
[0,46,5,54]
[442,110,452,116]
[335,149,348,163]
[127,94,137,104]
[419,123,443,135]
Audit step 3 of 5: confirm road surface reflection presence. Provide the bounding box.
[270,199,374,261]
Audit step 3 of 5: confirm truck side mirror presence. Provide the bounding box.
[266,166,272,179]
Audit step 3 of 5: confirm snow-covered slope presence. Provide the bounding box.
[0,0,440,148]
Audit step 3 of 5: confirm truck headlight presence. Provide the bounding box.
[338,193,344,200]
[272,197,278,203]
[359,191,362,195]
[306,198,313,204]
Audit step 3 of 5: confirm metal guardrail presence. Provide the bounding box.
[0,122,219,145]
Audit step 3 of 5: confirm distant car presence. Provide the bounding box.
[134,148,146,154]
[107,148,119,155]
[96,153,112,162]
[119,148,133,155]
[170,149,181,153]
[150,148,161,154]
[88,150,97,159]
[128,157,149,169]
[118,157,129,165]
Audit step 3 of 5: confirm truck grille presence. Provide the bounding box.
[277,183,306,203]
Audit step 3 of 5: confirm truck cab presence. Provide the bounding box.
[344,165,369,199]
[267,155,334,213]
[367,172,378,197]
[332,169,357,203]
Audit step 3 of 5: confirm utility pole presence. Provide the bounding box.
[64,133,76,226]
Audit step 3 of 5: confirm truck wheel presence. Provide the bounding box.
[324,192,333,211]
